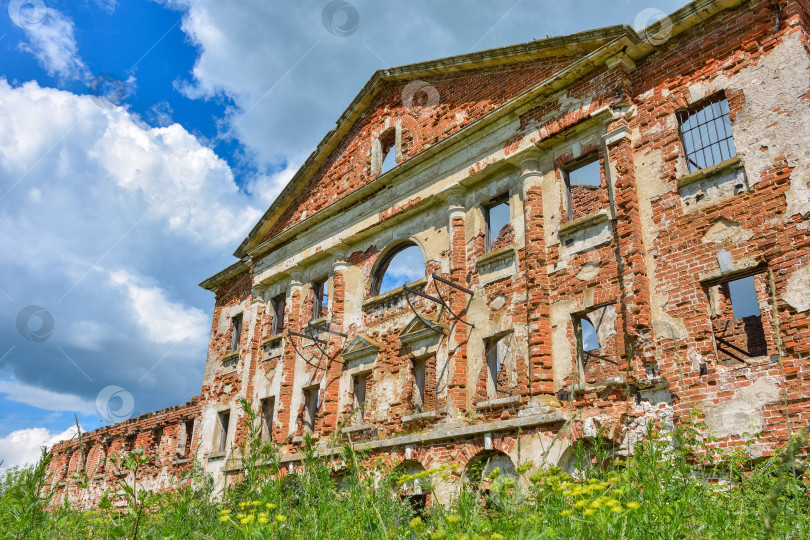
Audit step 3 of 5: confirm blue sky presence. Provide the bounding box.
[0,0,683,469]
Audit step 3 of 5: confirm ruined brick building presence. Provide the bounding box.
[49,0,810,507]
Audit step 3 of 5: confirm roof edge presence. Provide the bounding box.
[232,25,630,259]
[199,259,250,292]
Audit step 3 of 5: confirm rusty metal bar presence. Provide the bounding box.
[431,272,473,296]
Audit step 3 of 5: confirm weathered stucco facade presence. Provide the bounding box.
[50,0,810,507]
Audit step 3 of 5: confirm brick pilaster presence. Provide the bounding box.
[604,121,654,376]
[278,279,302,440]
[445,190,471,413]
[519,153,555,395]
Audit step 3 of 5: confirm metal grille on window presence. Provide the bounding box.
[677,97,736,173]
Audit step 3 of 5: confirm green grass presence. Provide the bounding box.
[2,408,808,539]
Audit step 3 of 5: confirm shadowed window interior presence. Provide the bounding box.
[270,293,286,335]
[260,397,274,442]
[677,96,736,173]
[484,195,511,252]
[303,387,319,433]
[312,278,328,320]
[353,372,369,424]
[373,244,425,296]
[485,335,510,399]
[216,410,229,453]
[230,314,242,352]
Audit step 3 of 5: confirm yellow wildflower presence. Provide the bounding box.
[560,509,573,516]
[446,514,461,525]
[238,502,247,508]
[611,506,623,514]
[219,508,231,515]
[609,476,622,483]
[574,500,588,509]
[612,488,625,495]
[250,501,261,506]
[491,534,505,540]
[626,501,641,510]
[276,515,287,522]
[236,513,246,519]
[219,516,230,522]
[258,517,269,524]
[266,503,277,509]
[583,509,596,516]
[589,500,602,509]
[431,531,447,540]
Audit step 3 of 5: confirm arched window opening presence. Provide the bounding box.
[372,243,425,297]
[462,450,517,495]
[379,128,396,174]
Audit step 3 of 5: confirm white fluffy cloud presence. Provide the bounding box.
[17,8,89,82]
[109,270,208,344]
[0,79,259,433]
[159,0,679,179]
[0,425,79,471]
[0,379,95,416]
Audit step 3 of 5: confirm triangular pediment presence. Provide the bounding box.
[399,316,443,343]
[342,334,379,363]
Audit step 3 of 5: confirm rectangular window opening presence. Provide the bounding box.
[303,387,319,433]
[216,411,230,453]
[708,273,769,364]
[485,335,509,399]
[484,195,511,253]
[564,157,604,221]
[271,293,286,336]
[230,314,243,353]
[413,358,426,412]
[353,373,369,424]
[677,95,736,173]
[260,397,275,442]
[312,279,328,320]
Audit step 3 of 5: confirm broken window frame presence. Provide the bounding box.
[270,293,286,336]
[230,314,243,353]
[563,155,603,222]
[260,397,275,442]
[703,268,772,364]
[573,302,617,371]
[312,278,328,320]
[216,410,230,453]
[677,94,737,173]
[483,194,511,253]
